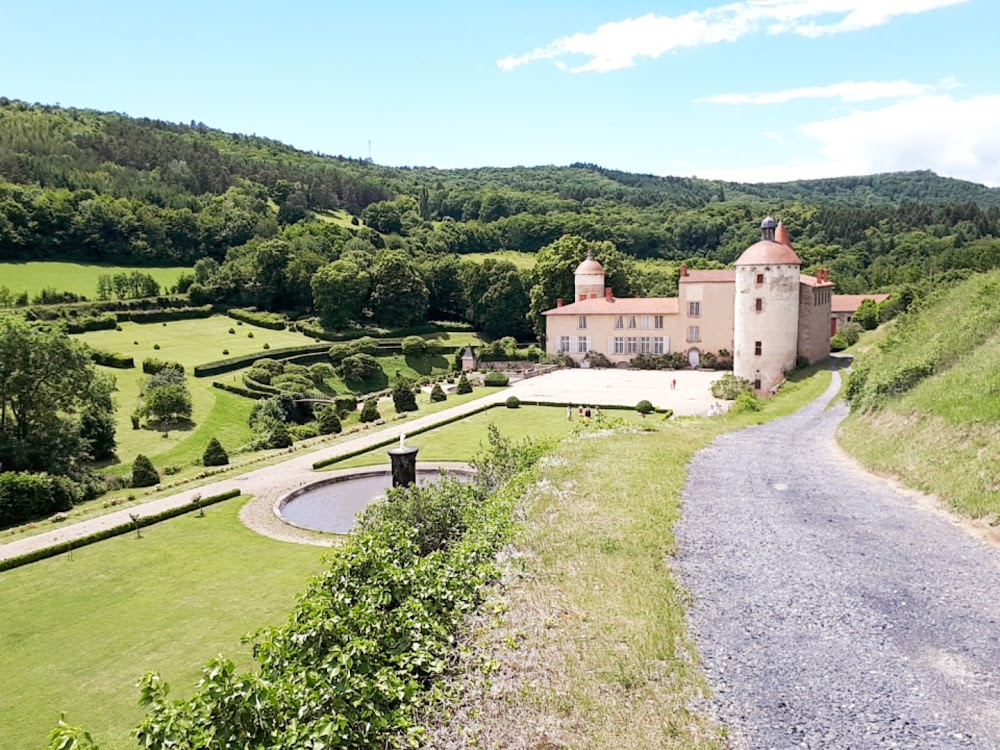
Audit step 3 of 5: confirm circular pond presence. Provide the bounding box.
[277,467,474,534]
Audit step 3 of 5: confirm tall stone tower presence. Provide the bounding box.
[574,250,605,301]
[733,217,802,392]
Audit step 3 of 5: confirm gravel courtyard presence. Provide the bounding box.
[677,370,1000,749]
[510,368,723,415]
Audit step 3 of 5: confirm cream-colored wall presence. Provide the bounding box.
[797,286,832,364]
[679,282,735,356]
[545,312,682,363]
[575,272,605,302]
[734,264,799,391]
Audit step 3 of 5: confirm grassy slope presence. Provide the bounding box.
[0,262,191,297]
[438,367,833,748]
[461,251,537,269]
[0,496,325,750]
[838,271,1000,518]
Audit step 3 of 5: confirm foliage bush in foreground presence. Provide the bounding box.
[635,399,654,414]
[0,472,77,528]
[731,390,762,413]
[360,397,381,423]
[483,371,509,386]
[712,373,753,400]
[506,396,521,409]
[128,426,544,750]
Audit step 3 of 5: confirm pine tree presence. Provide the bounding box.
[456,372,473,394]
[268,422,292,449]
[202,437,229,466]
[360,398,381,423]
[131,454,160,487]
[430,383,447,402]
[317,406,342,434]
[392,378,418,413]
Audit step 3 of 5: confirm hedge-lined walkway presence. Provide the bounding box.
[0,389,515,563]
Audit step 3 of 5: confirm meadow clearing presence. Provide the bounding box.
[0,261,191,298]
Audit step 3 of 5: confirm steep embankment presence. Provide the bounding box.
[838,271,1000,519]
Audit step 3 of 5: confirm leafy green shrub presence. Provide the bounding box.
[263,343,270,349]
[290,422,321,441]
[267,422,293,449]
[585,352,613,368]
[222,349,229,355]
[131,454,159,488]
[731,390,762,413]
[360,397,381,423]
[354,336,380,355]
[202,438,229,467]
[853,299,879,330]
[90,349,135,369]
[0,472,77,528]
[228,308,287,330]
[635,399,654,414]
[401,335,428,356]
[248,331,254,338]
[334,395,358,416]
[456,371,473,394]
[430,383,447,402]
[328,343,355,365]
[840,321,864,346]
[630,353,671,370]
[830,333,849,352]
[228,327,235,334]
[153,343,160,350]
[317,406,342,434]
[506,396,521,409]
[483,371,509,386]
[309,362,335,385]
[142,358,184,375]
[711,373,753,400]
[392,379,418,413]
[340,353,383,382]
[794,355,810,370]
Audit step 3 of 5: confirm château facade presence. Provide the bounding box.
[542,217,833,392]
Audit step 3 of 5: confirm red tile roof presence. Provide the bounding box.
[543,297,679,315]
[679,269,736,283]
[800,274,835,288]
[832,294,891,313]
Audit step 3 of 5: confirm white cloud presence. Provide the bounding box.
[700,77,961,105]
[697,94,1000,186]
[497,0,969,73]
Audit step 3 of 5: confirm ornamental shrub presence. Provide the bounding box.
[131,454,159,488]
[354,336,380,355]
[853,299,879,330]
[830,333,849,352]
[328,343,354,365]
[202,437,229,466]
[267,422,293,449]
[732,390,762,413]
[340,353,382,382]
[401,335,428,356]
[711,373,753,400]
[430,383,447,402]
[392,379,418,413]
[635,399,654,414]
[456,372,472,394]
[483,371,509,386]
[317,407,342,435]
[585,352,613,368]
[506,396,520,409]
[0,472,77,528]
[360,397,381,423]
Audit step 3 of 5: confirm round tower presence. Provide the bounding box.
[574,251,605,301]
[733,217,802,392]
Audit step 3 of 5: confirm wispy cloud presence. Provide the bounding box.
[698,94,1000,187]
[700,76,961,105]
[497,0,969,73]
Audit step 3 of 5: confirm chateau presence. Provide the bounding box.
[543,217,833,392]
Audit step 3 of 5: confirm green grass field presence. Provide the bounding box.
[315,209,364,230]
[0,262,191,298]
[0,496,326,750]
[462,251,537,270]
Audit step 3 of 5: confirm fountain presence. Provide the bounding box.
[387,433,418,488]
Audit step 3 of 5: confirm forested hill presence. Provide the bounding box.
[2,98,1000,295]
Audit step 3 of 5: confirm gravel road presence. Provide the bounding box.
[678,369,1000,749]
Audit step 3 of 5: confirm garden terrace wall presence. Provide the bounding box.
[212,382,271,400]
[194,344,331,377]
[0,489,242,573]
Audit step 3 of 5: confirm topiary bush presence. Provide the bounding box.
[340,353,383,382]
[317,406,343,435]
[328,343,355,365]
[202,437,229,466]
[635,399,654,415]
[360,397,381,423]
[483,371,509,386]
[505,396,520,409]
[456,372,473,394]
[711,373,753,400]
[430,383,447,402]
[401,335,428,356]
[131,454,160,488]
[267,422,293,449]
[392,378,419,413]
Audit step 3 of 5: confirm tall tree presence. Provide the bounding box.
[369,251,429,327]
[311,260,370,329]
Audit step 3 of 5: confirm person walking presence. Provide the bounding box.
[671,378,677,390]
[567,405,573,421]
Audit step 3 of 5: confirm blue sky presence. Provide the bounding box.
[3,1,998,184]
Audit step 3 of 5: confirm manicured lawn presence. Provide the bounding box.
[462,251,537,270]
[0,261,191,298]
[0,496,326,750]
[330,405,655,469]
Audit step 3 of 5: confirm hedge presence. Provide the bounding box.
[0,489,242,573]
[117,305,214,323]
[90,349,135,369]
[194,344,330,377]
[63,314,118,333]
[142,358,184,375]
[228,308,288,330]
[243,374,280,394]
[0,472,77,529]
[294,320,474,342]
[212,381,271,400]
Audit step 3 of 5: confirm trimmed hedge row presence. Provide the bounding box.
[243,374,279,394]
[194,344,331,377]
[90,349,135,369]
[142,358,184,375]
[117,305,214,323]
[228,308,288,330]
[63,314,118,333]
[0,489,242,573]
[293,320,474,342]
[212,381,271,400]
[0,472,77,529]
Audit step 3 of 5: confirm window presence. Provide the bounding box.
[640,315,651,329]
[653,337,665,354]
[578,316,587,329]
[687,326,701,342]
[614,315,624,330]
[577,336,590,353]
[626,337,638,354]
[754,341,762,356]
[613,337,625,354]
[756,273,764,284]
[627,316,637,329]
[640,336,652,354]
[559,336,570,353]
[755,298,763,312]
[654,315,664,329]
[688,301,701,317]
[754,379,761,390]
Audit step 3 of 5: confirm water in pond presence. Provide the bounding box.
[280,469,471,534]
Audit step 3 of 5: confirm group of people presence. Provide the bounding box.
[567,404,600,423]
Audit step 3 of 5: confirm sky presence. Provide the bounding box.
[3,0,998,186]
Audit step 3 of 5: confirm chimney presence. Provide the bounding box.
[680,264,688,277]
[605,287,613,301]
[556,298,563,308]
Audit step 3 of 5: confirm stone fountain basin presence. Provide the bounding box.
[275,464,475,534]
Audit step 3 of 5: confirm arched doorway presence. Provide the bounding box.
[688,348,701,369]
